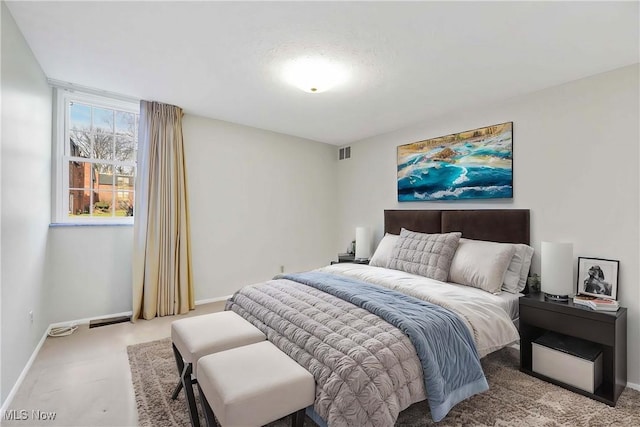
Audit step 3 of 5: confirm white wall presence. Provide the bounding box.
[0,2,52,403]
[336,65,640,385]
[42,114,339,327]
[45,226,134,323]
[183,115,338,298]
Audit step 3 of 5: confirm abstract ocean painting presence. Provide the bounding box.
[397,122,513,201]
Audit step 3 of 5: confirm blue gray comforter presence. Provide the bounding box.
[227,272,488,425]
[284,272,488,422]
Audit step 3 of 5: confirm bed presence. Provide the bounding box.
[226,209,531,426]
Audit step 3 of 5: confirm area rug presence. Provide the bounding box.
[127,338,640,426]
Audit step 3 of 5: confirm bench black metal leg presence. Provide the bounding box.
[291,409,305,427]
[171,344,185,399]
[171,380,183,400]
[172,343,202,427]
[197,383,220,427]
[182,363,200,427]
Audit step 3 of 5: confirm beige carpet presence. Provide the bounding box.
[127,338,640,426]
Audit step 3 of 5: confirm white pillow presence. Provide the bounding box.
[502,268,521,293]
[449,238,516,294]
[369,233,399,268]
[502,244,534,293]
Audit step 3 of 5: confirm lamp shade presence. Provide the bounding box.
[355,227,372,260]
[541,241,573,301]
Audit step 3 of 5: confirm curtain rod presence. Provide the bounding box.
[48,78,140,104]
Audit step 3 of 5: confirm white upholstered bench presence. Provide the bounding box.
[197,340,315,427]
[171,311,267,427]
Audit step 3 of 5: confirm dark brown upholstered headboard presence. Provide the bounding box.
[384,209,530,245]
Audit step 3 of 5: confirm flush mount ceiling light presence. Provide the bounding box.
[283,57,349,93]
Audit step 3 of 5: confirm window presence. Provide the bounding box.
[54,89,139,224]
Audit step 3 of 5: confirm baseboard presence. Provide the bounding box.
[48,297,232,328]
[628,381,640,391]
[49,310,133,329]
[195,295,232,305]
[0,326,49,414]
[46,297,231,329]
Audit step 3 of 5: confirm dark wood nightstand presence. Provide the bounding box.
[519,292,627,406]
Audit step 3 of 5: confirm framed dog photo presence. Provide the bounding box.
[577,257,619,300]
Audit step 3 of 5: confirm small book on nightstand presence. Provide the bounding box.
[573,294,596,308]
[573,294,619,311]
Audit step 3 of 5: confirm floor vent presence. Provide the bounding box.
[89,315,131,328]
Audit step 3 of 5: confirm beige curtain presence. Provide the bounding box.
[132,101,194,321]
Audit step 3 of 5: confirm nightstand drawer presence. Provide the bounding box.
[520,305,614,346]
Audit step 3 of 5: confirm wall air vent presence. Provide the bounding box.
[339,146,351,160]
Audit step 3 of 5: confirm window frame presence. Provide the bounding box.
[53,89,139,225]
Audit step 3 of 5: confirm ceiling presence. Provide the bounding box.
[6,1,639,145]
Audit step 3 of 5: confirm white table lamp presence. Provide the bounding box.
[541,241,573,301]
[355,227,372,261]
